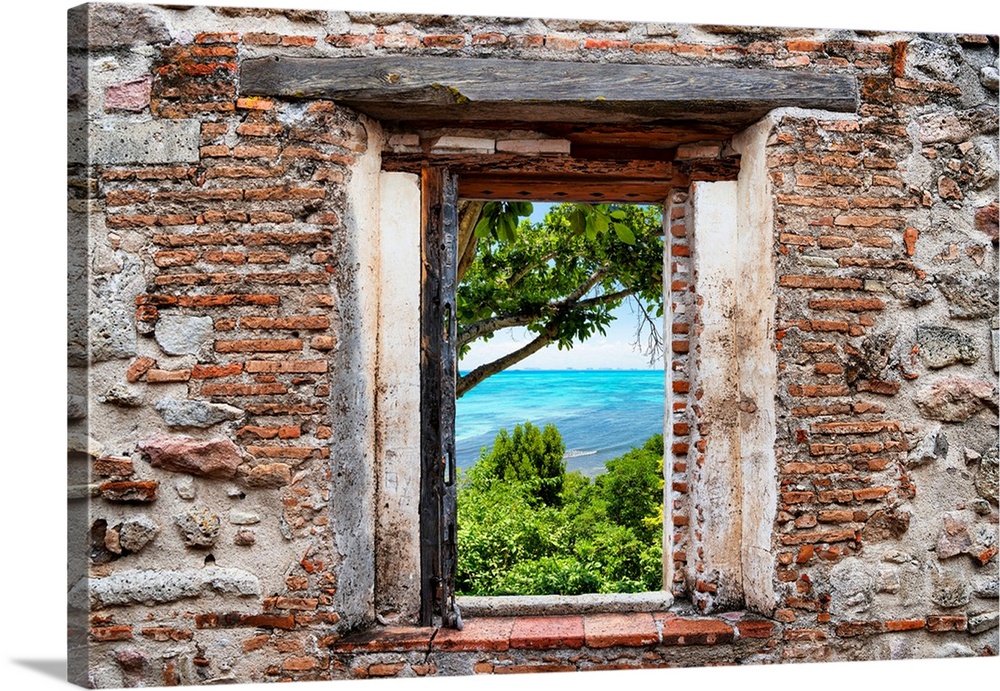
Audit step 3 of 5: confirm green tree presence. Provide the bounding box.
[469,421,566,506]
[456,202,664,397]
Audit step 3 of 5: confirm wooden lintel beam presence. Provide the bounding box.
[458,176,683,203]
[382,152,673,179]
[241,56,858,125]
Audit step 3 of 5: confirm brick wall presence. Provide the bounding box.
[68,4,998,687]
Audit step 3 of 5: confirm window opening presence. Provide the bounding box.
[452,199,667,600]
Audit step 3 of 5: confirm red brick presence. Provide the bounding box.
[583,613,658,648]
[283,657,318,672]
[815,362,845,375]
[245,360,328,373]
[281,35,317,47]
[660,618,734,645]
[99,481,158,503]
[585,38,631,50]
[243,32,280,45]
[857,380,900,395]
[215,339,303,353]
[311,336,337,351]
[237,425,301,440]
[784,628,826,641]
[815,421,900,435]
[544,36,579,51]
[372,33,421,49]
[472,32,507,46]
[325,34,369,47]
[153,273,240,287]
[153,250,199,267]
[423,34,465,48]
[433,617,514,652]
[854,487,892,501]
[836,621,884,637]
[105,189,150,206]
[885,619,925,632]
[810,298,885,311]
[201,383,287,396]
[93,456,134,478]
[927,615,966,632]
[233,145,280,159]
[126,356,156,382]
[195,32,238,44]
[737,619,775,639]
[357,662,400,677]
[510,615,584,649]
[191,363,244,379]
[328,626,434,653]
[780,529,855,546]
[789,384,850,397]
[91,626,133,642]
[786,39,824,52]
[818,489,856,504]
[780,275,863,290]
[275,597,319,611]
[146,368,192,383]
[493,662,576,674]
[141,627,194,642]
[777,194,850,209]
[236,97,274,111]
[195,613,295,630]
[818,236,853,249]
[242,316,330,330]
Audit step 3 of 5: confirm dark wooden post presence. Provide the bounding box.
[419,168,460,627]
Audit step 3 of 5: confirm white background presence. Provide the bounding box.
[1,0,997,689]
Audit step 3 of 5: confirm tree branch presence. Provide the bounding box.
[509,251,557,288]
[458,264,614,349]
[577,287,634,309]
[456,200,485,283]
[457,323,558,398]
[459,311,543,349]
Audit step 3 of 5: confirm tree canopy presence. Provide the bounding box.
[456,202,664,397]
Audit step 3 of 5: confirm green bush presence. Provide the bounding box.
[456,424,664,596]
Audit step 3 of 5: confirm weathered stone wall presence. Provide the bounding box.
[68,3,998,687]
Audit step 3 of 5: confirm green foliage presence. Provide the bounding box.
[457,204,664,361]
[456,425,665,596]
[468,421,566,506]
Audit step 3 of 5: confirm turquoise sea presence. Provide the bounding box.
[456,369,665,477]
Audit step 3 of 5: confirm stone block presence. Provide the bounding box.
[917,326,980,368]
[105,76,152,112]
[70,567,261,609]
[90,120,201,165]
[430,136,495,153]
[68,3,171,50]
[139,436,243,478]
[155,398,244,429]
[154,314,215,356]
[174,507,221,548]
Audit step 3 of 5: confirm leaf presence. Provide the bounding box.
[610,210,627,220]
[613,223,636,245]
[474,217,493,238]
[592,213,609,234]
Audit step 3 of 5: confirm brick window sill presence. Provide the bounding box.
[329,610,778,655]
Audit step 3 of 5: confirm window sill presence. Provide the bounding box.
[328,609,777,654]
[456,591,674,617]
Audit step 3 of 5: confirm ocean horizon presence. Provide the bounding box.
[456,369,665,477]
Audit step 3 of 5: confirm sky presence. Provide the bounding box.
[458,203,665,371]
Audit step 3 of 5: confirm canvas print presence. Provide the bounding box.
[68,2,999,687]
